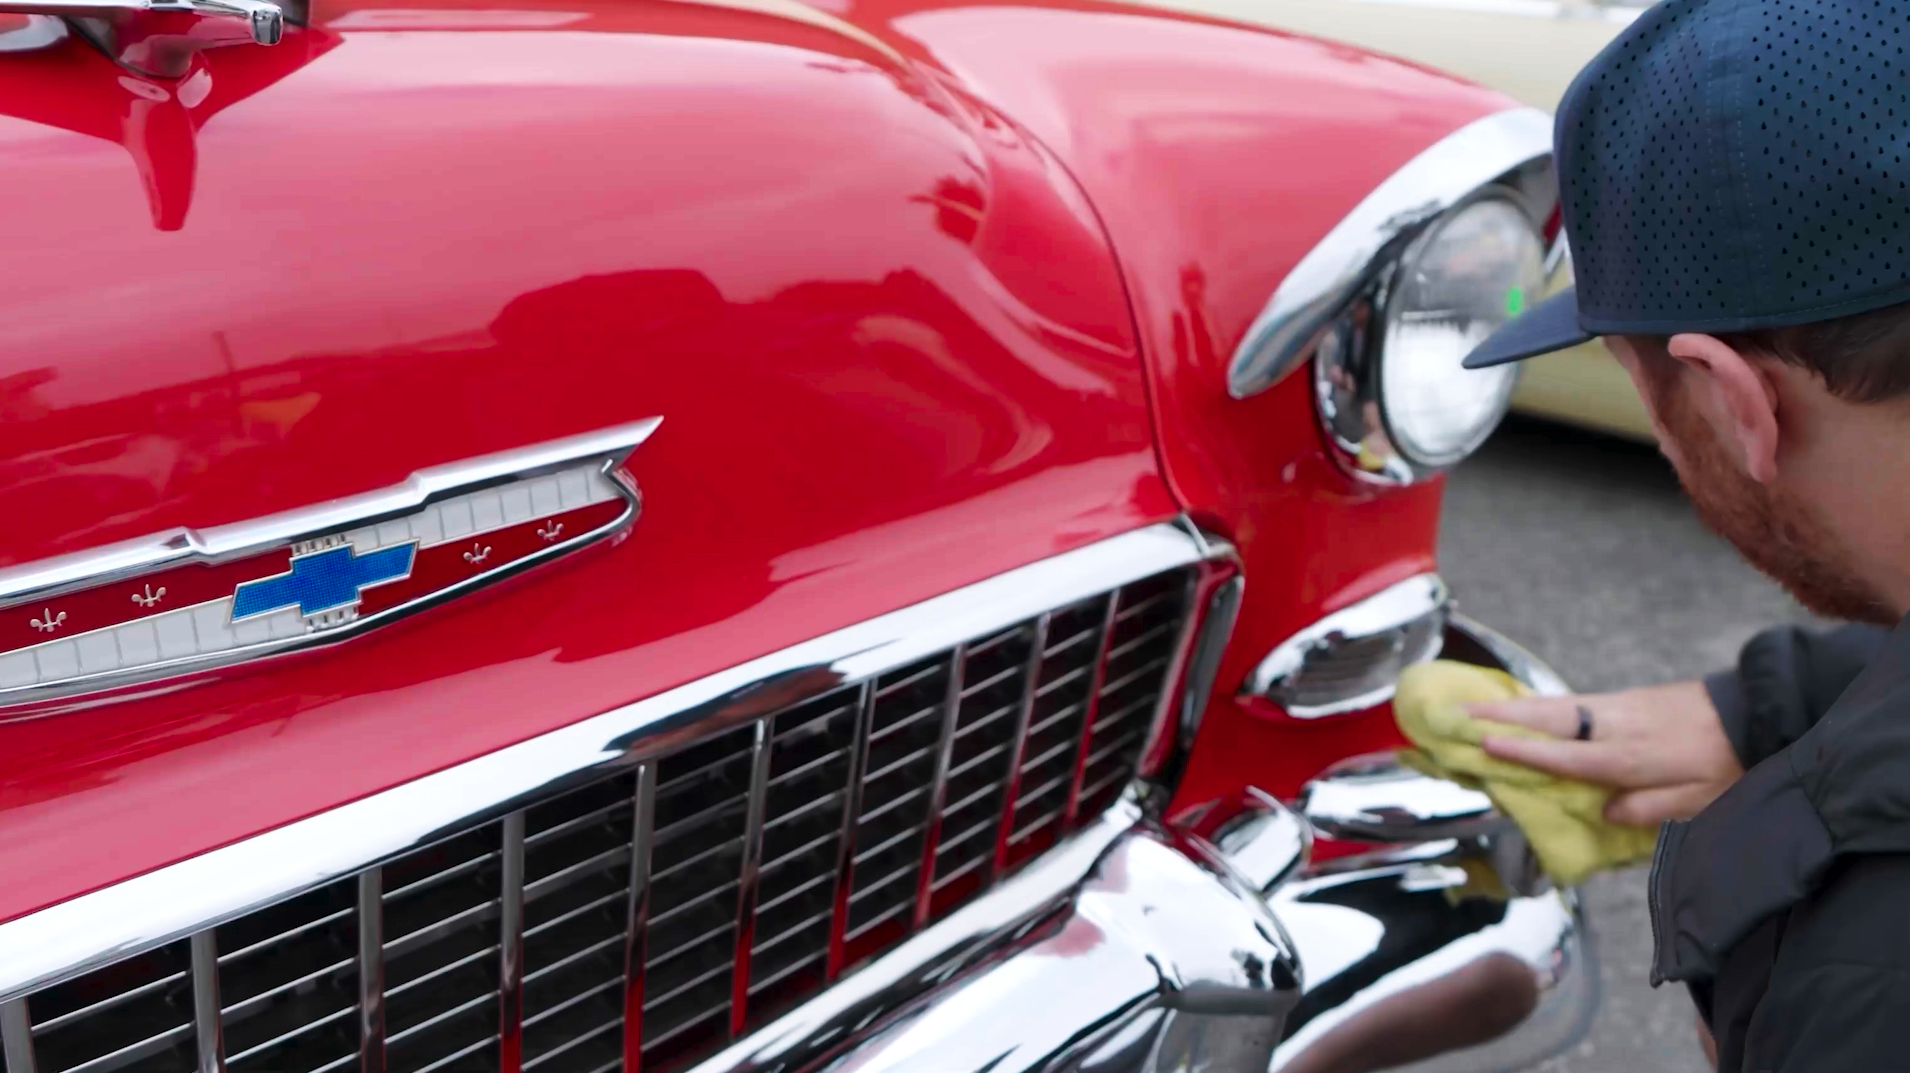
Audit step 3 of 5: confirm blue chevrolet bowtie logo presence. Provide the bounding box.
[232,542,418,621]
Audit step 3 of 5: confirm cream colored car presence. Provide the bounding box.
[1145,0,1656,441]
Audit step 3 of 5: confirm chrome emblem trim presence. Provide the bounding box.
[0,418,659,709]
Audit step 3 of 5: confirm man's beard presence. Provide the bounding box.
[1650,366,1899,625]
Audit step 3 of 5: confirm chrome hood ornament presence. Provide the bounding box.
[0,419,659,708]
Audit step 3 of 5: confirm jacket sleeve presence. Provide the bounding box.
[1746,962,1910,1073]
[1703,623,1891,770]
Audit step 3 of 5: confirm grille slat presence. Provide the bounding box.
[28,971,188,1034]
[10,567,1199,1073]
[224,1004,355,1064]
[387,988,495,1046]
[520,1016,622,1072]
[407,1032,498,1073]
[383,852,500,905]
[865,703,940,747]
[59,1023,194,1073]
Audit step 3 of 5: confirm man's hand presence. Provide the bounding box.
[1467,681,1744,826]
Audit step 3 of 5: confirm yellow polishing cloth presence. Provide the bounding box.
[1393,660,1658,887]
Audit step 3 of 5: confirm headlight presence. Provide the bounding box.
[1315,191,1546,484]
[1225,108,1557,485]
[1377,197,1543,469]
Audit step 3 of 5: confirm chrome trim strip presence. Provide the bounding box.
[1241,573,1449,718]
[1448,612,1570,697]
[732,721,773,1032]
[0,419,660,711]
[1,999,33,1073]
[992,614,1050,876]
[1296,752,1503,844]
[620,762,655,1068]
[827,684,874,980]
[499,812,526,1073]
[1063,593,1122,831]
[357,870,385,1073]
[914,645,966,928]
[0,420,660,603]
[190,931,224,1073]
[1177,577,1242,749]
[0,521,1211,1003]
[1226,108,1554,399]
[1135,568,1207,779]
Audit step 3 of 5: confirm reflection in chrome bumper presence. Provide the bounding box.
[1268,615,1596,1073]
[816,828,1302,1073]
[690,802,1303,1073]
[1270,849,1592,1073]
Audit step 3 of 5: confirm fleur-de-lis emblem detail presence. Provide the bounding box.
[463,544,492,565]
[30,609,66,634]
[131,584,167,608]
[537,521,564,543]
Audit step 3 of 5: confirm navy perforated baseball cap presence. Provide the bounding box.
[1465,0,1910,369]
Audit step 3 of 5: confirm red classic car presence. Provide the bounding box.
[0,2,1586,1072]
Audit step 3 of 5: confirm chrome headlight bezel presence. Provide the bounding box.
[1227,108,1558,486]
[1315,187,1547,483]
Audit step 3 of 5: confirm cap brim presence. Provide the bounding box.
[1462,287,1594,368]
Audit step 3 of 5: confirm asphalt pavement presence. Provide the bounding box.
[1436,416,1824,1073]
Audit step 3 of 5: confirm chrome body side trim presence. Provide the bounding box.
[793,822,1300,1073]
[1242,573,1449,718]
[1226,108,1555,400]
[0,521,1212,1003]
[0,419,659,711]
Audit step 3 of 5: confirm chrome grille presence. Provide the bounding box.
[218,877,359,1072]
[641,725,753,1068]
[15,940,196,1073]
[0,568,1195,1073]
[1080,572,1188,818]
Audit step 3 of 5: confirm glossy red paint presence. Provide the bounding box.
[0,0,1531,928]
[0,0,1173,924]
[875,0,1514,804]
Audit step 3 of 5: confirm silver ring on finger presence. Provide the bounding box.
[1575,704,1594,742]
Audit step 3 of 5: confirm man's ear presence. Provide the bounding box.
[1666,333,1782,483]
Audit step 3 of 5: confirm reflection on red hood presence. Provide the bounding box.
[0,18,339,228]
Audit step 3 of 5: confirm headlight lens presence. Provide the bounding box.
[1377,197,1545,468]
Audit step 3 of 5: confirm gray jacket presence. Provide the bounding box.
[1657,621,1901,1073]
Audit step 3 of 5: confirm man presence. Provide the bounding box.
[1460,1,1910,1068]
